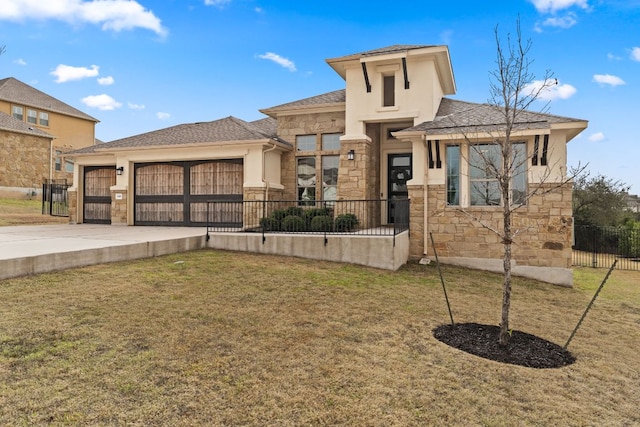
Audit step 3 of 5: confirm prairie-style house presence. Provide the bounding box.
[67,45,587,285]
[0,77,98,194]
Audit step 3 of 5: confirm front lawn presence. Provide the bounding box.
[1,250,638,425]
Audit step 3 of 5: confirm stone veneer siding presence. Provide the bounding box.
[276,112,345,201]
[67,189,78,224]
[110,189,127,225]
[426,182,573,268]
[0,130,52,189]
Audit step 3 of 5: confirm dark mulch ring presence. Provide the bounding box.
[433,323,576,369]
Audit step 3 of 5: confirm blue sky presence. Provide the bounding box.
[1,0,638,191]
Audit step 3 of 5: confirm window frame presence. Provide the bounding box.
[446,145,461,206]
[27,109,38,124]
[296,156,316,205]
[383,74,395,107]
[296,134,316,152]
[39,111,50,127]
[12,105,23,121]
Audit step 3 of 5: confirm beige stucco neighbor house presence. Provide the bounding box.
[66,45,587,285]
[0,77,99,194]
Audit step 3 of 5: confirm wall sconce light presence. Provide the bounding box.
[116,166,124,176]
[347,150,355,161]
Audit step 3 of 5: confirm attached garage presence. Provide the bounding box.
[133,159,243,226]
[83,166,116,224]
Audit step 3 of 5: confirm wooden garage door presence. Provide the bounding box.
[84,166,116,224]
[134,160,243,226]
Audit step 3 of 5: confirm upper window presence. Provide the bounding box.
[39,112,49,127]
[54,150,62,172]
[27,109,38,124]
[321,133,341,151]
[383,75,395,107]
[65,158,74,173]
[469,142,527,206]
[296,135,316,151]
[12,105,23,121]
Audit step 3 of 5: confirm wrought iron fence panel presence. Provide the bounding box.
[42,180,70,217]
[573,225,640,271]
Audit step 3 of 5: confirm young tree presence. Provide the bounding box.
[461,20,573,346]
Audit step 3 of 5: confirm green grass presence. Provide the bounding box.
[1,249,638,426]
[0,198,67,226]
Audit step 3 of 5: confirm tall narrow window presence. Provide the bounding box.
[383,75,395,107]
[322,156,339,202]
[65,158,74,173]
[297,157,316,205]
[12,105,23,121]
[54,150,62,172]
[27,109,38,124]
[512,142,527,205]
[446,145,460,205]
[39,112,49,127]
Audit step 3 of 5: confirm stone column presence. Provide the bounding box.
[67,189,78,224]
[110,189,127,225]
[407,184,425,258]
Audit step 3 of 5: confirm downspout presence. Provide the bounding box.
[423,134,429,257]
[262,140,278,200]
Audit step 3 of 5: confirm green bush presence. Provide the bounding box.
[285,206,304,217]
[303,208,332,225]
[619,221,640,258]
[281,215,306,232]
[335,213,359,232]
[310,215,334,232]
[260,217,280,231]
[271,209,289,223]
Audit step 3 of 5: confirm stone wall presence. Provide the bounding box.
[0,130,52,189]
[110,190,127,224]
[276,111,345,201]
[68,189,78,224]
[425,182,573,268]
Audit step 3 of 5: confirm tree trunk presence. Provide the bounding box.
[500,198,513,346]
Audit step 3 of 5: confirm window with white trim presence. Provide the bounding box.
[469,142,527,206]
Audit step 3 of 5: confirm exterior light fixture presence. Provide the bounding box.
[116,166,124,176]
[347,150,355,161]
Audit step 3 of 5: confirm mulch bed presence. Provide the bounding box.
[433,323,576,369]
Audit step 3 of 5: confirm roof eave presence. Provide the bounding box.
[259,102,346,118]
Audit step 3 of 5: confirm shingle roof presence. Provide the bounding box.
[68,116,280,155]
[327,45,437,62]
[260,89,345,114]
[0,77,98,122]
[403,98,586,135]
[0,111,54,138]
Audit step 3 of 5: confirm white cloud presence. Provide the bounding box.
[0,0,167,36]
[205,0,231,7]
[631,47,640,62]
[540,13,577,29]
[51,64,99,83]
[128,102,145,110]
[258,52,296,72]
[529,0,589,13]
[13,58,27,65]
[254,7,264,14]
[588,132,605,142]
[523,79,577,101]
[97,76,114,85]
[81,94,122,110]
[157,112,170,120]
[593,74,625,86]
[608,53,622,61]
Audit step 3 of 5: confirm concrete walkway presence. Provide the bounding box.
[0,224,207,281]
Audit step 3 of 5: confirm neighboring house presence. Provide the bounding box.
[626,193,640,213]
[0,77,99,193]
[66,45,587,283]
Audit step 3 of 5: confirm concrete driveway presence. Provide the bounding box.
[0,224,207,280]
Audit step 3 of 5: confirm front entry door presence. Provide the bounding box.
[387,153,412,223]
[83,166,116,224]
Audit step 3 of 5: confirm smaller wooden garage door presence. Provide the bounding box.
[84,166,116,224]
[134,160,243,226]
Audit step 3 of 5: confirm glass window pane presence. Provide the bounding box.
[65,158,74,173]
[27,109,37,124]
[321,133,341,151]
[322,155,338,201]
[12,106,23,121]
[296,135,316,151]
[512,142,527,204]
[446,145,460,205]
[297,157,316,203]
[39,112,49,126]
[470,144,500,179]
[383,75,395,106]
[470,181,501,206]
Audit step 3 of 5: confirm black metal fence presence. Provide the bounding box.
[42,180,70,217]
[573,225,640,271]
[206,199,410,243]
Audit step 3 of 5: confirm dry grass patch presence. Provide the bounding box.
[0,198,67,226]
[1,250,639,425]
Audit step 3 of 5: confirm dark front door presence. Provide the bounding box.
[388,153,412,223]
[83,166,116,224]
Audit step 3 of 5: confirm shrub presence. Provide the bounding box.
[271,209,288,223]
[285,206,304,217]
[260,217,279,231]
[281,215,306,232]
[335,213,359,232]
[619,221,640,258]
[303,208,332,225]
[310,215,334,232]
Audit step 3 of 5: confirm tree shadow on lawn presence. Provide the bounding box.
[433,323,576,369]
